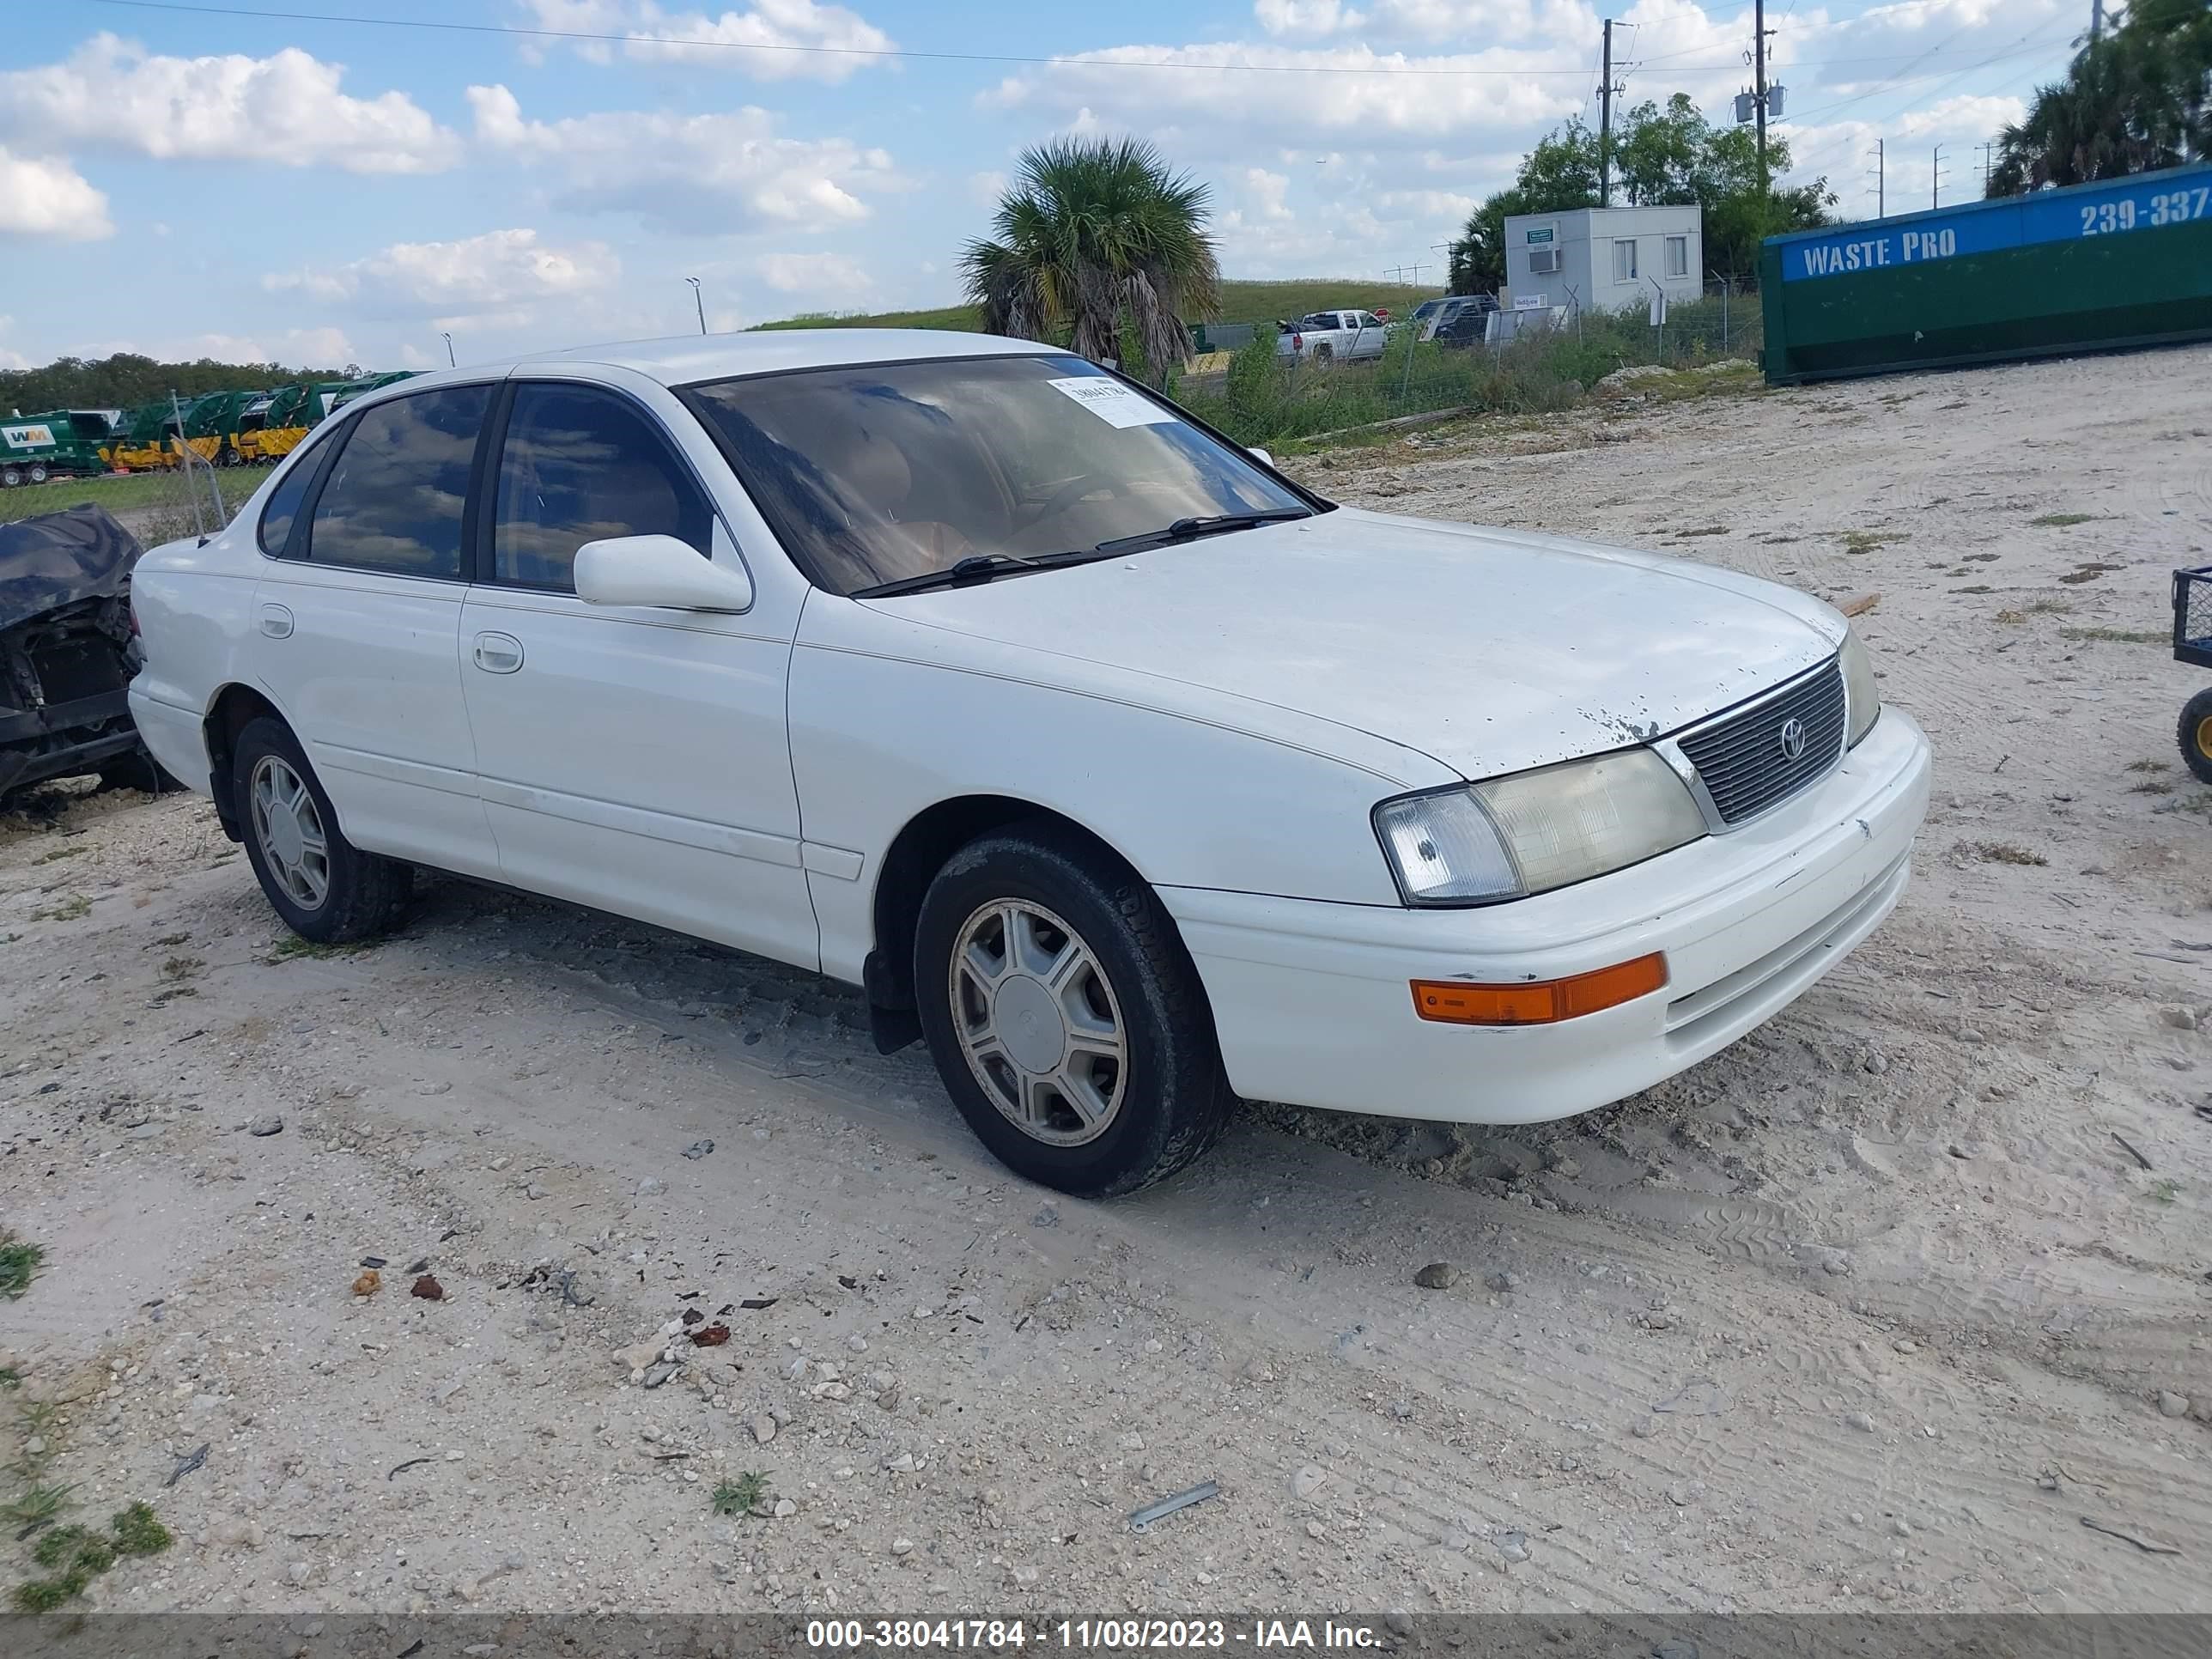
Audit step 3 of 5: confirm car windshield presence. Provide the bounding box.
[682,355,1315,597]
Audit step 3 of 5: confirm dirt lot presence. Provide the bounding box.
[3,343,2209,1620]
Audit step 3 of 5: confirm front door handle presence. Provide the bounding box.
[471,631,524,674]
[258,602,293,639]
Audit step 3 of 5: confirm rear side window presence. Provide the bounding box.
[303,385,490,579]
[257,447,319,556]
[491,384,713,591]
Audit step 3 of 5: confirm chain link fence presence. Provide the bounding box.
[1175,278,1765,447]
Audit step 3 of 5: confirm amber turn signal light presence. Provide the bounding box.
[1410,953,1668,1026]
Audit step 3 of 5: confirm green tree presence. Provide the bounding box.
[960,137,1221,389]
[1990,0,2211,195]
[1447,119,1601,293]
[2,352,349,415]
[1448,96,1832,296]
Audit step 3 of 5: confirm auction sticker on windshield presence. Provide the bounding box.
[1048,377,1179,428]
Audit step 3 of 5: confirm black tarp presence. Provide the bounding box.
[0,505,144,635]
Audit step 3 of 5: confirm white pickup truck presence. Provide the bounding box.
[1275,309,1391,364]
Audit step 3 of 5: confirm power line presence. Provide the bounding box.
[76,0,1670,76]
[76,0,2102,82]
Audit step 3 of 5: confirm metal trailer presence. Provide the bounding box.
[1759,161,2212,385]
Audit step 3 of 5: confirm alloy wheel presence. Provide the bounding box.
[250,755,331,911]
[948,898,1127,1146]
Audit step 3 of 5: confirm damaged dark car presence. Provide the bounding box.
[0,505,170,800]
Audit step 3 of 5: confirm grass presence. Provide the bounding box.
[2128,758,2170,773]
[2148,1178,2180,1205]
[1965,840,2049,866]
[0,1368,20,1391]
[711,1471,770,1516]
[266,935,358,961]
[1840,529,1903,553]
[159,955,202,981]
[1,1482,74,1528]
[33,895,90,922]
[0,1233,45,1301]
[1995,599,2075,623]
[2061,626,2163,644]
[2029,512,2098,527]
[753,279,1447,337]
[32,846,82,864]
[9,1504,169,1614]
[0,465,257,534]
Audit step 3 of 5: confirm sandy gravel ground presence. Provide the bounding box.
[2,343,2209,1620]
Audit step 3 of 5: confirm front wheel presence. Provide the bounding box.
[2179,690,2212,785]
[0,465,21,489]
[914,823,1233,1197]
[233,716,412,943]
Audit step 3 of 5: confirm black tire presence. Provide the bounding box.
[232,715,411,943]
[2179,690,2212,786]
[27,463,49,484]
[1313,343,1334,364]
[97,748,182,794]
[913,821,1233,1197]
[0,465,21,489]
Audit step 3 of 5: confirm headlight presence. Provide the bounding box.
[1840,626,1880,748]
[1374,749,1707,907]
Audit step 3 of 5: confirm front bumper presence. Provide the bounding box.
[1160,708,1931,1124]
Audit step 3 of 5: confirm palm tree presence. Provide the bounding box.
[961,137,1220,388]
[1990,0,2211,195]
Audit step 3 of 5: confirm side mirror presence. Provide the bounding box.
[574,534,753,612]
[1248,447,1275,469]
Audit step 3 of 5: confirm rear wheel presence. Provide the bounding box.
[232,716,411,943]
[1313,343,1334,364]
[2179,690,2212,785]
[27,463,49,484]
[914,823,1232,1196]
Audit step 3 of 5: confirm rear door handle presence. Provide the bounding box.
[258,602,293,639]
[471,631,524,674]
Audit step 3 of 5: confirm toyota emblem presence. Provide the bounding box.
[1778,717,1808,761]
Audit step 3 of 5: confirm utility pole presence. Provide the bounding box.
[441,331,454,368]
[1600,18,1615,207]
[1753,0,1770,194]
[1932,143,1945,210]
[1869,139,1884,218]
[2092,0,2104,41]
[1978,141,1994,196]
[685,276,707,335]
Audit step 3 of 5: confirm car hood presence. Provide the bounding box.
[862,507,1844,781]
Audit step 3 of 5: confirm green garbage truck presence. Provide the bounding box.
[2,410,120,488]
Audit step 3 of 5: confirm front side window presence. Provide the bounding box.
[1666,234,1690,278]
[683,355,1313,597]
[493,384,714,591]
[303,385,489,578]
[1613,239,1639,283]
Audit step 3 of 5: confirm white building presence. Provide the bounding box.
[1502,204,1705,317]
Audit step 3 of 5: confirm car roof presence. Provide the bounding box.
[510,328,1056,386]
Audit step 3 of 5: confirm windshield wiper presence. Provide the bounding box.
[851,549,1111,599]
[1095,508,1310,556]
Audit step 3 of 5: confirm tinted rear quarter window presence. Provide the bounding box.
[303,385,490,579]
[257,446,320,556]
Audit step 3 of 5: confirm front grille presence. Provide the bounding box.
[1677,660,1846,825]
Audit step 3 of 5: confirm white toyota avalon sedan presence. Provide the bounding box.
[127,330,1931,1196]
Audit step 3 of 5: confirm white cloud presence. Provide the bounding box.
[982,42,1583,150]
[0,147,112,240]
[0,33,456,174]
[1255,0,1366,32]
[752,251,876,300]
[267,228,620,325]
[468,84,893,233]
[517,0,894,82]
[968,168,1010,208]
[58,326,361,366]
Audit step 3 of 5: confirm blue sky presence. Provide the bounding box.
[0,0,2080,372]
